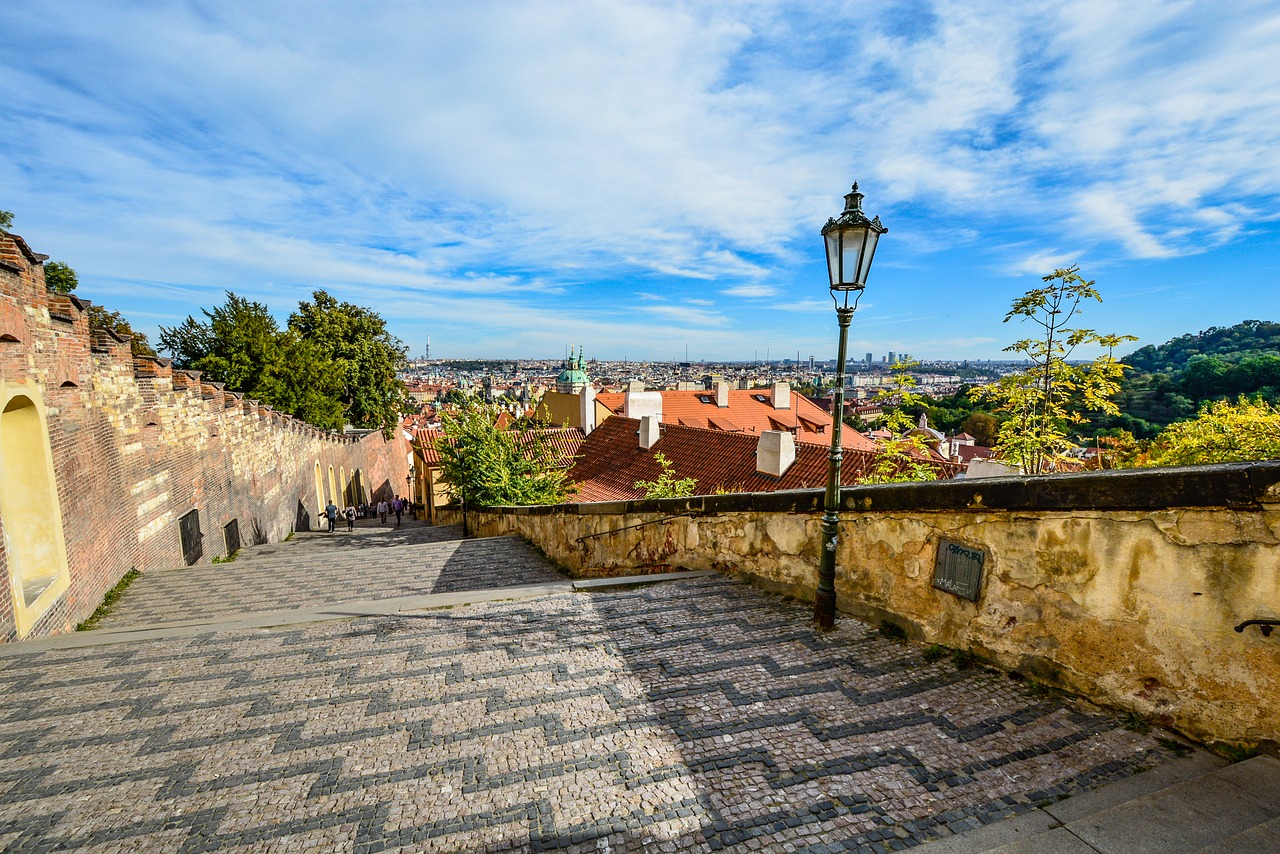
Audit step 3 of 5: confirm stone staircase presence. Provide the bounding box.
[916,750,1280,853]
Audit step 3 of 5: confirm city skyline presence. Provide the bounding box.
[3,2,1278,362]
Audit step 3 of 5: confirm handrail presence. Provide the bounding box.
[1234,619,1278,638]
[576,512,696,543]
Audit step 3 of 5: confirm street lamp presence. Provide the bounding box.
[815,182,887,630]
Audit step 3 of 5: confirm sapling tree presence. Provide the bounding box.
[861,359,943,484]
[633,452,697,498]
[972,266,1135,474]
[434,401,574,507]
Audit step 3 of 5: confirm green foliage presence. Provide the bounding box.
[960,412,999,446]
[950,647,977,669]
[289,290,410,436]
[434,401,573,507]
[922,644,948,664]
[1142,396,1280,466]
[972,267,1135,473]
[634,452,697,499]
[86,304,158,359]
[158,290,403,433]
[1124,320,1280,374]
[76,568,141,631]
[43,260,78,293]
[1213,742,1261,763]
[211,550,239,564]
[0,209,13,231]
[860,360,943,484]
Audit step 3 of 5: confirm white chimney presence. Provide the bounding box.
[771,381,791,410]
[756,430,796,477]
[715,380,729,408]
[579,384,597,436]
[639,414,661,450]
[624,390,663,420]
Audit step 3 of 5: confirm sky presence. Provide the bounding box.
[3,1,1278,363]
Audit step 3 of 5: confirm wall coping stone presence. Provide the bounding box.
[463,460,1280,516]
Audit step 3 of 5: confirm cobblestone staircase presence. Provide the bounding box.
[917,751,1280,852]
[93,519,566,629]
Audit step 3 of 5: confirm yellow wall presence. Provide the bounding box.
[0,383,71,638]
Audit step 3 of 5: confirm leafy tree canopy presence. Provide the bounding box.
[87,305,157,359]
[1124,320,1280,374]
[0,209,12,231]
[972,266,1135,474]
[434,401,574,506]
[44,260,78,294]
[860,360,944,484]
[1143,397,1280,466]
[288,290,409,435]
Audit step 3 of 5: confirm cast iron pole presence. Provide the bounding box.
[815,305,854,629]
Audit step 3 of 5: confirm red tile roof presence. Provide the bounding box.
[594,389,880,451]
[569,417,962,502]
[413,426,584,467]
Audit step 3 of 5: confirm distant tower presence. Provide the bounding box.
[425,337,431,360]
[555,346,590,393]
[888,350,896,364]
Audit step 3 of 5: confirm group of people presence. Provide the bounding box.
[322,495,413,532]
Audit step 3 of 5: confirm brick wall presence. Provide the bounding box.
[0,231,409,641]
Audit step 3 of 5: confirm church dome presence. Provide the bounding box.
[555,348,590,393]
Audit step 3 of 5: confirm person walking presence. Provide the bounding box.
[344,504,356,532]
[393,495,403,527]
[324,500,338,533]
[377,498,389,525]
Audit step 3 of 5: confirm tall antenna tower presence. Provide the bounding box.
[425,336,430,360]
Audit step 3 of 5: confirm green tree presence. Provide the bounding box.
[634,452,697,498]
[960,412,999,447]
[288,290,409,436]
[1143,397,1280,466]
[860,360,941,484]
[43,260,78,293]
[972,267,1136,473]
[86,304,158,359]
[160,292,290,393]
[434,402,573,506]
[0,209,12,231]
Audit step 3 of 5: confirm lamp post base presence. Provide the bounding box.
[814,588,837,631]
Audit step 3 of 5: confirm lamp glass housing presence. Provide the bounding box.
[821,183,887,292]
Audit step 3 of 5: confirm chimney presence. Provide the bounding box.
[627,380,646,393]
[624,390,663,420]
[771,381,791,410]
[715,380,729,408]
[639,414,661,450]
[579,384,597,436]
[756,430,796,477]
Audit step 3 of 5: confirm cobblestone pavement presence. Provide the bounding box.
[0,574,1174,852]
[95,523,565,628]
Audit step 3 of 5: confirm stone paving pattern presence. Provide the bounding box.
[0,567,1174,852]
[94,522,564,628]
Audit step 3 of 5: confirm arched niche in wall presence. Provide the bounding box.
[313,461,324,520]
[328,464,337,508]
[0,385,71,638]
[339,466,347,505]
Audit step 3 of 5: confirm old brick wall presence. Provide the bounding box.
[0,232,408,641]
[441,462,1280,748]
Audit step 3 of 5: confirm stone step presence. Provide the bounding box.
[914,751,1280,853]
[1062,754,1280,853]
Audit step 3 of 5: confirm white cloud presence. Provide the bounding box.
[721,284,779,298]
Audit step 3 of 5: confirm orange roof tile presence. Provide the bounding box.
[594,389,879,451]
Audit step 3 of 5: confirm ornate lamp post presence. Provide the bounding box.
[815,183,887,630]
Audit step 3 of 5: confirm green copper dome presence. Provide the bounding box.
[556,348,590,392]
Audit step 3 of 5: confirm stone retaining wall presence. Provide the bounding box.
[439,461,1280,747]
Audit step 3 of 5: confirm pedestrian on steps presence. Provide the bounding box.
[325,500,338,533]
[345,504,355,531]
[394,495,403,527]
[377,498,389,525]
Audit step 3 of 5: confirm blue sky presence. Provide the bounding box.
[3,1,1278,362]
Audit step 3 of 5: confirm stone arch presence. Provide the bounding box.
[0,386,71,638]
[352,469,365,504]
[327,465,337,508]
[339,466,347,505]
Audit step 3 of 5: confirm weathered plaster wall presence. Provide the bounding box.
[0,232,409,641]
[440,462,1280,746]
